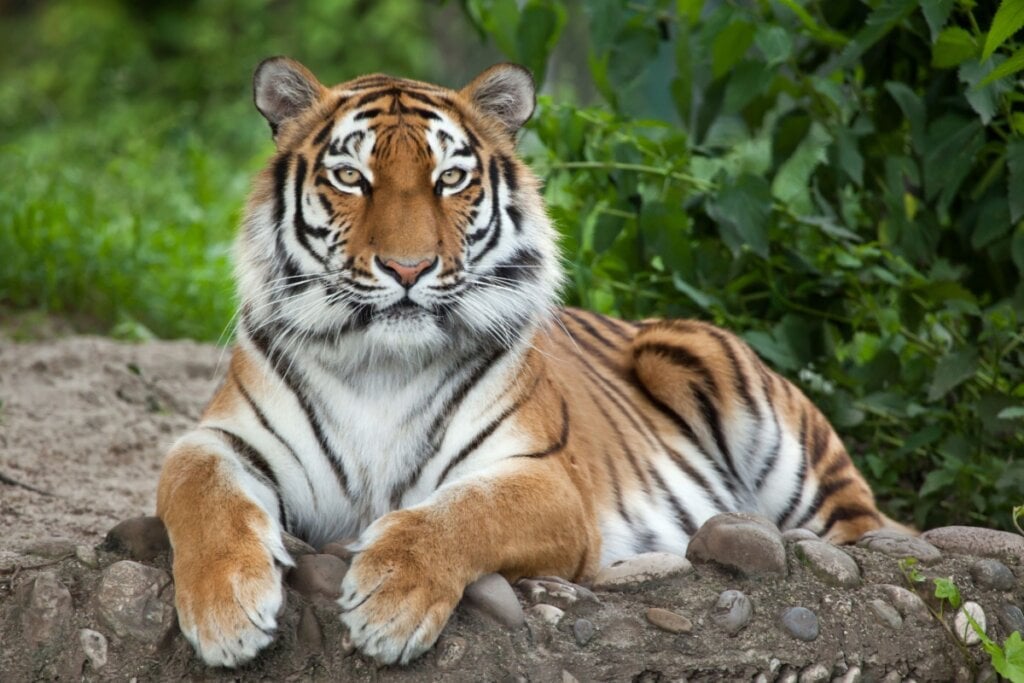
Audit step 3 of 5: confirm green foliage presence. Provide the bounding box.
[0,0,437,340]
[460,0,1024,531]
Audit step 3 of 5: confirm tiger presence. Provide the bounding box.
[156,56,900,668]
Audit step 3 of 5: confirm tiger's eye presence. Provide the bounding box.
[439,168,466,187]
[334,167,363,185]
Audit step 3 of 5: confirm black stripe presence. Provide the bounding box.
[583,383,651,495]
[505,205,523,232]
[693,384,741,483]
[809,415,831,466]
[513,398,570,459]
[469,157,503,264]
[271,153,291,225]
[205,426,288,529]
[822,505,880,533]
[498,154,518,191]
[776,413,809,528]
[791,477,852,529]
[354,108,383,120]
[647,464,698,536]
[752,408,783,491]
[292,157,330,265]
[705,327,758,418]
[584,310,633,342]
[489,247,541,284]
[634,342,718,398]
[564,308,619,350]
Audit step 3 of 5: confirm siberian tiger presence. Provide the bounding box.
[156,57,896,668]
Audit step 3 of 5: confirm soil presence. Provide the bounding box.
[1,333,1021,682]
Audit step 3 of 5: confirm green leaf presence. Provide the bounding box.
[928,348,980,401]
[997,406,1024,420]
[826,0,918,74]
[773,0,848,47]
[932,27,978,68]
[677,0,704,25]
[983,0,1024,61]
[754,24,792,66]
[1012,142,1024,223]
[960,58,1013,125]
[982,43,1024,86]
[921,0,956,42]
[933,577,962,608]
[672,273,720,311]
[885,82,927,154]
[771,121,833,215]
[990,630,1024,682]
[706,174,772,258]
[515,1,566,87]
[1013,227,1024,274]
[712,19,755,79]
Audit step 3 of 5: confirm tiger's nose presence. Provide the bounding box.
[375,256,438,287]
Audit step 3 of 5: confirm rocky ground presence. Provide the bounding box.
[1,335,1023,682]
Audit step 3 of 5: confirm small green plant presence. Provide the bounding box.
[1014,505,1024,536]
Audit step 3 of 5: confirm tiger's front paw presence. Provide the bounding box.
[339,511,464,665]
[172,528,291,667]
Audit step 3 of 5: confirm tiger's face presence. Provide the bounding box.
[238,58,561,359]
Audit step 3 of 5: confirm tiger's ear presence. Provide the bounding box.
[460,63,535,135]
[253,57,326,138]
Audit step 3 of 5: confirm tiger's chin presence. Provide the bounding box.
[361,308,450,356]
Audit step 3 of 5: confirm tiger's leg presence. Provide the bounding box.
[339,457,598,665]
[631,320,886,543]
[157,430,291,667]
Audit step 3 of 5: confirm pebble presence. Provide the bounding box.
[297,605,323,654]
[876,584,931,623]
[95,561,176,643]
[592,552,693,590]
[856,530,942,564]
[922,526,1024,564]
[287,554,347,599]
[18,572,72,648]
[879,672,902,683]
[798,663,831,683]
[833,666,862,683]
[23,539,76,560]
[645,607,693,634]
[970,558,1016,591]
[711,589,753,635]
[997,604,1024,635]
[777,668,799,683]
[527,603,564,626]
[321,537,357,562]
[75,544,99,568]
[794,540,861,587]
[686,512,787,576]
[783,528,819,542]
[102,517,170,561]
[79,628,108,670]
[463,573,525,628]
[518,576,599,610]
[562,670,579,683]
[573,618,596,646]
[782,606,820,641]
[434,635,467,669]
[868,599,903,630]
[954,601,986,645]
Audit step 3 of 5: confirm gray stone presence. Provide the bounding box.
[573,618,596,646]
[794,540,861,587]
[783,528,819,542]
[857,530,942,564]
[287,553,347,599]
[24,539,76,560]
[777,668,799,683]
[970,558,1016,591]
[296,605,322,653]
[798,663,831,683]
[95,560,175,643]
[711,589,753,635]
[687,512,786,576]
[997,603,1024,634]
[321,537,357,562]
[833,666,862,683]
[782,606,820,641]
[434,635,467,669]
[463,573,525,628]
[875,584,931,623]
[592,552,692,589]
[868,599,903,630]
[75,544,99,568]
[645,607,693,634]
[561,671,580,683]
[954,601,986,646]
[79,629,108,670]
[879,672,902,683]
[18,571,72,648]
[102,517,169,561]
[922,526,1024,564]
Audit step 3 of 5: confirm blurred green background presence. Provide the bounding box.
[1,0,1022,530]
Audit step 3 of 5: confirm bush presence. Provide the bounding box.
[459,0,1024,530]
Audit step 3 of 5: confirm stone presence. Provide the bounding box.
[24,539,76,560]
[954,601,986,646]
[287,554,347,599]
[102,517,170,561]
[833,666,862,683]
[997,604,1024,635]
[856,530,942,564]
[95,560,175,643]
[777,668,799,683]
[75,544,99,568]
[321,537,357,562]
[79,629,108,670]
[592,552,693,589]
[711,589,753,635]
[970,558,1016,591]
[798,663,831,683]
[296,605,322,653]
[783,528,819,542]
[875,584,931,623]
[754,675,768,683]
[573,618,596,646]
[463,573,525,628]
[18,571,72,648]
[645,607,693,634]
[782,606,820,641]
[435,635,467,669]
[686,512,787,576]
[794,540,861,587]
[922,526,1024,564]
[879,672,902,683]
[562,671,579,683]
[527,603,564,626]
[518,576,599,610]
[868,599,903,630]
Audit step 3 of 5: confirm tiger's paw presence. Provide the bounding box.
[172,527,291,667]
[339,511,464,665]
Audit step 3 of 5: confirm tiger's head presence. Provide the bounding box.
[238,57,562,361]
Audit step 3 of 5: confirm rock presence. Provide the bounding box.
[794,540,861,587]
[686,512,786,576]
[281,532,317,558]
[75,544,99,568]
[875,584,931,623]
[320,537,357,562]
[997,604,1024,635]
[645,607,693,634]
[782,606,820,641]
[711,589,753,635]
[868,599,903,630]
[783,528,819,542]
[287,553,347,599]
[970,558,1016,591]
[435,635,467,669]
[954,601,986,646]
[23,539,76,560]
[561,671,579,683]
[95,560,175,643]
[856,530,942,564]
[798,663,831,683]
[79,629,108,670]
[754,675,768,683]
[922,526,1024,564]
[102,517,170,561]
[833,666,862,683]
[518,576,598,610]
[879,672,902,683]
[592,552,692,589]
[527,603,564,626]
[463,573,524,628]
[18,571,73,648]
[777,668,799,683]
[573,618,595,646]
[296,605,322,653]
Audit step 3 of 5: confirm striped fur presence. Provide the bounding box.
[157,58,895,668]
